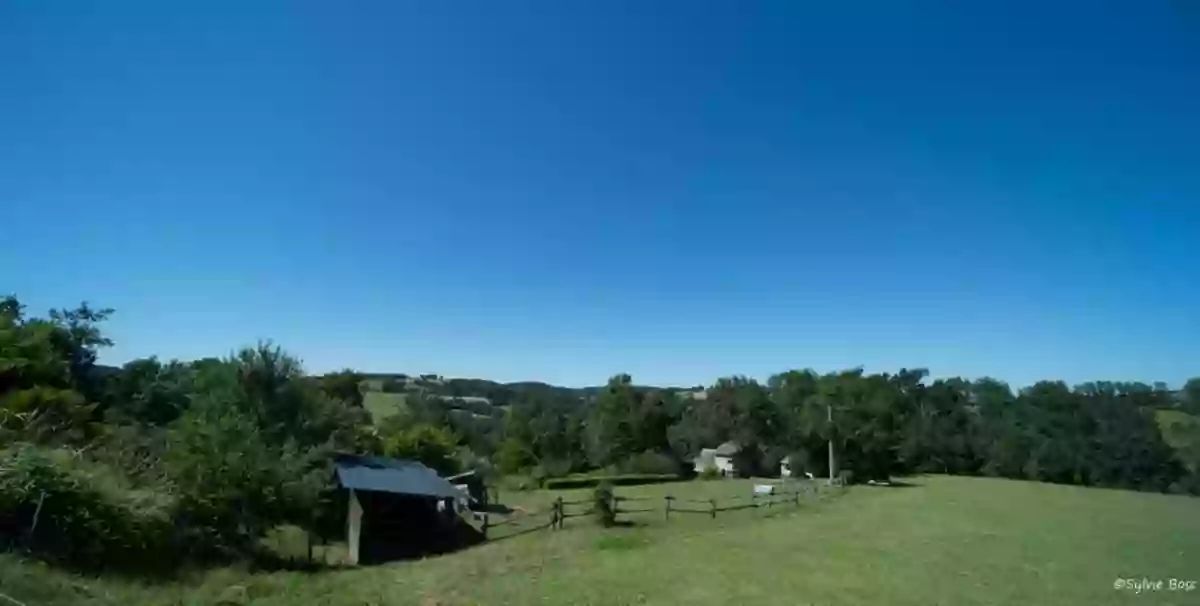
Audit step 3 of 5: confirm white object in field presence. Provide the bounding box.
[805,472,815,480]
[754,484,776,495]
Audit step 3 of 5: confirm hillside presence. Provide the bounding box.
[355,373,703,424]
[4,475,1197,605]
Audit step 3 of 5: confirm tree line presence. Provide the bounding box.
[2,295,1199,574]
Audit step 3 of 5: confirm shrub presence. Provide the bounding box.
[616,451,679,476]
[379,422,459,476]
[0,444,174,574]
[162,405,322,562]
[699,467,721,481]
[593,481,615,527]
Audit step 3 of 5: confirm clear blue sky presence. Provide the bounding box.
[2,2,1198,388]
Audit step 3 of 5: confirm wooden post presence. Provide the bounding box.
[346,489,362,566]
[709,498,716,519]
[664,496,672,521]
[554,497,563,530]
[482,513,489,539]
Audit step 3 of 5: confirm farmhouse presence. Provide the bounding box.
[692,441,740,476]
[335,454,482,565]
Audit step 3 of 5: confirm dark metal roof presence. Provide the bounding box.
[334,454,464,499]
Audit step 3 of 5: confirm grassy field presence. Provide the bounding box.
[362,391,407,423]
[3,475,1198,605]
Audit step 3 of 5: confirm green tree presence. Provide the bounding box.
[380,422,460,476]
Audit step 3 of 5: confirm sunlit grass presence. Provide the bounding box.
[3,475,1198,605]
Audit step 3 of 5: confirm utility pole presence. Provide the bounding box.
[827,402,836,484]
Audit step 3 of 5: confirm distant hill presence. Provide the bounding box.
[354,374,702,424]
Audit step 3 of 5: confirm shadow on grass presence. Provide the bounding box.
[861,479,921,488]
[247,548,348,574]
[476,503,514,514]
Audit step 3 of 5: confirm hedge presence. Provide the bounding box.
[542,473,685,490]
[0,444,176,574]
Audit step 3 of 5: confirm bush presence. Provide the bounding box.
[542,473,683,490]
[0,444,175,574]
[699,467,721,481]
[162,405,322,562]
[593,481,615,527]
[379,422,460,476]
[615,451,679,476]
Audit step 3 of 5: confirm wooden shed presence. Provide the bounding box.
[334,454,481,565]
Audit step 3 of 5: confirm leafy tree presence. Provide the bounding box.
[379,422,460,476]
[319,369,365,408]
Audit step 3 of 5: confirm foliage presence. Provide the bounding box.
[611,450,680,476]
[592,481,615,527]
[379,421,460,476]
[0,444,174,574]
[3,291,1200,585]
[318,369,365,409]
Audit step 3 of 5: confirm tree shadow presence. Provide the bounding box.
[358,517,486,565]
[863,479,921,488]
[476,503,514,514]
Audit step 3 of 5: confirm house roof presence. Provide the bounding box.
[333,454,464,499]
[712,441,741,456]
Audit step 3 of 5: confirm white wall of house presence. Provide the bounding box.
[694,448,737,476]
[714,455,735,476]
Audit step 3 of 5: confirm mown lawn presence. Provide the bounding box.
[3,475,1198,605]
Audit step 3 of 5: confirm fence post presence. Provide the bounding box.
[554,497,563,530]
[664,496,672,521]
[482,513,489,539]
[709,498,716,519]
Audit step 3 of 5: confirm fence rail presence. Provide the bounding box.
[483,480,842,539]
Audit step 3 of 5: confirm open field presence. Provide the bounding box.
[362,391,407,423]
[3,475,1198,605]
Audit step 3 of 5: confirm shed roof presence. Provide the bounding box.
[334,454,464,499]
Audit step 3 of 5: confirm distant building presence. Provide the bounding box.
[692,441,740,476]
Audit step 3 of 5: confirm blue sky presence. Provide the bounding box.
[2,2,1198,387]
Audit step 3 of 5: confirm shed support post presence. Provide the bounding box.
[346,488,362,566]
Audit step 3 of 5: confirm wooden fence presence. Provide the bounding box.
[481,480,836,539]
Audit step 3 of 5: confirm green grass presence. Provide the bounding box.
[362,391,407,424]
[3,475,1199,605]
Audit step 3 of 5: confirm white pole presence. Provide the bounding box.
[827,403,836,484]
